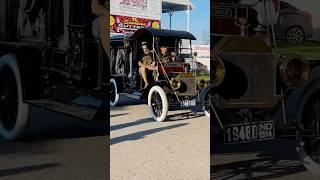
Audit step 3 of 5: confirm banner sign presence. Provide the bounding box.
[110,15,160,34]
[192,45,210,58]
[110,0,161,20]
[110,0,161,34]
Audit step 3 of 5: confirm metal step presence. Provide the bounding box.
[121,92,141,100]
[25,99,97,121]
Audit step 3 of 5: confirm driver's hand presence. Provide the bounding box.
[147,64,153,70]
[138,61,143,67]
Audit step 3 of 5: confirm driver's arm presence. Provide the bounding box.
[91,0,108,16]
[138,61,144,67]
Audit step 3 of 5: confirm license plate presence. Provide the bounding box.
[212,7,233,17]
[180,99,197,107]
[224,121,275,144]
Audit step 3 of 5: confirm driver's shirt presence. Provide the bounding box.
[160,53,171,63]
[142,48,153,66]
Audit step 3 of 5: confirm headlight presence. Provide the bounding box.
[212,55,225,87]
[279,55,310,88]
[171,79,181,90]
[197,79,208,88]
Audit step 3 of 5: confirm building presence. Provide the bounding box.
[110,0,195,35]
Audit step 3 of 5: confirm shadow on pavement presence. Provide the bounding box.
[111,111,204,132]
[211,139,308,179]
[0,163,61,178]
[24,108,108,141]
[110,96,145,111]
[211,157,306,180]
[110,123,189,145]
[166,112,204,122]
[110,118,151,132]
[110,113,129,118]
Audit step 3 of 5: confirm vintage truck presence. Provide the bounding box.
[206,0,320,175]
[110,28,208,122]
[0,0,107,140]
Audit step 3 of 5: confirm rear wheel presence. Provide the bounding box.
[297,92,320,175]
[198,70,206,76]
[0,54,31,140]
[110,78,120,107]
[148,86,169,122]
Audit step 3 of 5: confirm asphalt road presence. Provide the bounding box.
[0,107,108,180]
[110,97,210,180]
[211,138,320,180]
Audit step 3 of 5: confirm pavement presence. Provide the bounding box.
[211,138,320,180]
[110,97,210,180]
[0,107,108,180]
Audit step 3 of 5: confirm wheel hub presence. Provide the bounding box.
[0,67,18,131]
[151,92,163,117]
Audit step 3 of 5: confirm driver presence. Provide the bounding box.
[138,42,153,88]
[159,45,172,63]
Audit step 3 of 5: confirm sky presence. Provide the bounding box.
[161,0,210,45]
[160,0,320,45]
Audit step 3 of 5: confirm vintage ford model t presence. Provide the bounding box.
[0,0,107,140]
[206,0,320,175]
[110,28,208,122]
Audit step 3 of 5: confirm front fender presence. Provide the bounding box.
[198,85,212,102]
[286,66,320,126]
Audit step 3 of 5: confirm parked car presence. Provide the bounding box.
[194,61,209,76]
[209,0,320,175]
[110,28,208,122]
[275,1,314,45]
[0,0,107,140]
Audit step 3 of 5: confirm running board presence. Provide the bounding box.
[121,93,141,100]
[25,99,97,121]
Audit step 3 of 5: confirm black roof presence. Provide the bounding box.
[132,28,196,40]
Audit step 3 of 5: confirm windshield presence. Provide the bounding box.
[156,38,193,62]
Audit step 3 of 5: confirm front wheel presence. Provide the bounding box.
[297,92,320,175]
[148,86,169,122]
[0,54,31,140]
[202,94,210,118]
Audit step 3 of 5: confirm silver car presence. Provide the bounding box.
[276,1,314,44]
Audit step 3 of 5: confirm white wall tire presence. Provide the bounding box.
[203,93,210,119]
[203,106,210,119]
[110,78,120,107]
[0,54,31,140]
[148,86,169,122]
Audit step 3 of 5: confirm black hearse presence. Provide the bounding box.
[110,28,209,122]
[0,0,107,140]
